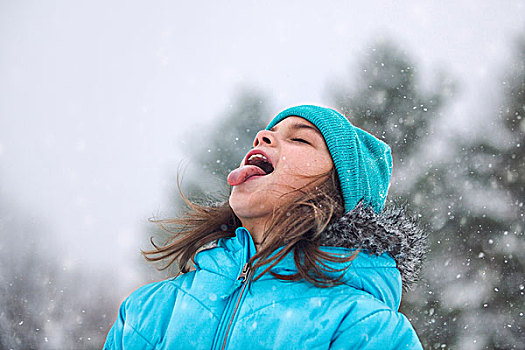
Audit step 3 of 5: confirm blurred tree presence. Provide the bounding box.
[331,40,452,170]
[177,88,270,203]
[330,38,524,349]
[408,36,524,349]
[144,88,270,272]
[0,200,119,349]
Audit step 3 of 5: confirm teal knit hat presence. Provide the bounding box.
[266,105,393,214]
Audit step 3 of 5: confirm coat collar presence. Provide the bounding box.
[194,200,425,309]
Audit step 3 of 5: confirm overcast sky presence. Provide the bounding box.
[1,0,524,284]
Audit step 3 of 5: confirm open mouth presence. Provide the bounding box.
[228,150,275,186]
[245,152,274,175]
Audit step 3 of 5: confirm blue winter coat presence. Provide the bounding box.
[104,203,425,349]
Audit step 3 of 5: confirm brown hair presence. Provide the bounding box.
[143,168,358,287]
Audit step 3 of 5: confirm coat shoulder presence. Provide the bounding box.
[124,278,179,310]
[119,274,195,335]
[331,307,423,349]
[332,284,393,317]
[327,286,423,349]
[104,277,186,350]
[323,284,423,347]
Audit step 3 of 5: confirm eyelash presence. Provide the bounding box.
[291,138,310,145]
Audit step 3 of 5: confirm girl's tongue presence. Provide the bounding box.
[227,165,267,186]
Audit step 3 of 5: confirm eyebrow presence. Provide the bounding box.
[270,122,323,139]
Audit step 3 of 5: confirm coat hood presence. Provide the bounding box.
[320,200,427,290]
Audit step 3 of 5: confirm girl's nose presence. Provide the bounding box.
[253,129,275,147]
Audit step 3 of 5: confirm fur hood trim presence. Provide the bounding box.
[320,200,427,290]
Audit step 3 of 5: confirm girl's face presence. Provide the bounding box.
[229,116,333,222]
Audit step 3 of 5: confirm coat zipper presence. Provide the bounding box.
[213,262,252,350]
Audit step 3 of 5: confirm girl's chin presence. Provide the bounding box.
[229,196,274,220]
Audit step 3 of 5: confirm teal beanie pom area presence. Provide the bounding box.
[266,105,393,214]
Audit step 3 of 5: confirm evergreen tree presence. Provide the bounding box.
[331,40,450,170]
[177,88,270,203]
[409,36,524,349]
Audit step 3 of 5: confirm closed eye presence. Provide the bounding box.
[291,138,310,145]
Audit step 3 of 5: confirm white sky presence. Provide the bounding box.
[1,0,524,284]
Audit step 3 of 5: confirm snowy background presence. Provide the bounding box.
[1,1,524,349]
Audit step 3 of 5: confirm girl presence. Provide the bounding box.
[104,105,426,349]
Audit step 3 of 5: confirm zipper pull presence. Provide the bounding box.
[237,262,251,283]
[223,262,252,298]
